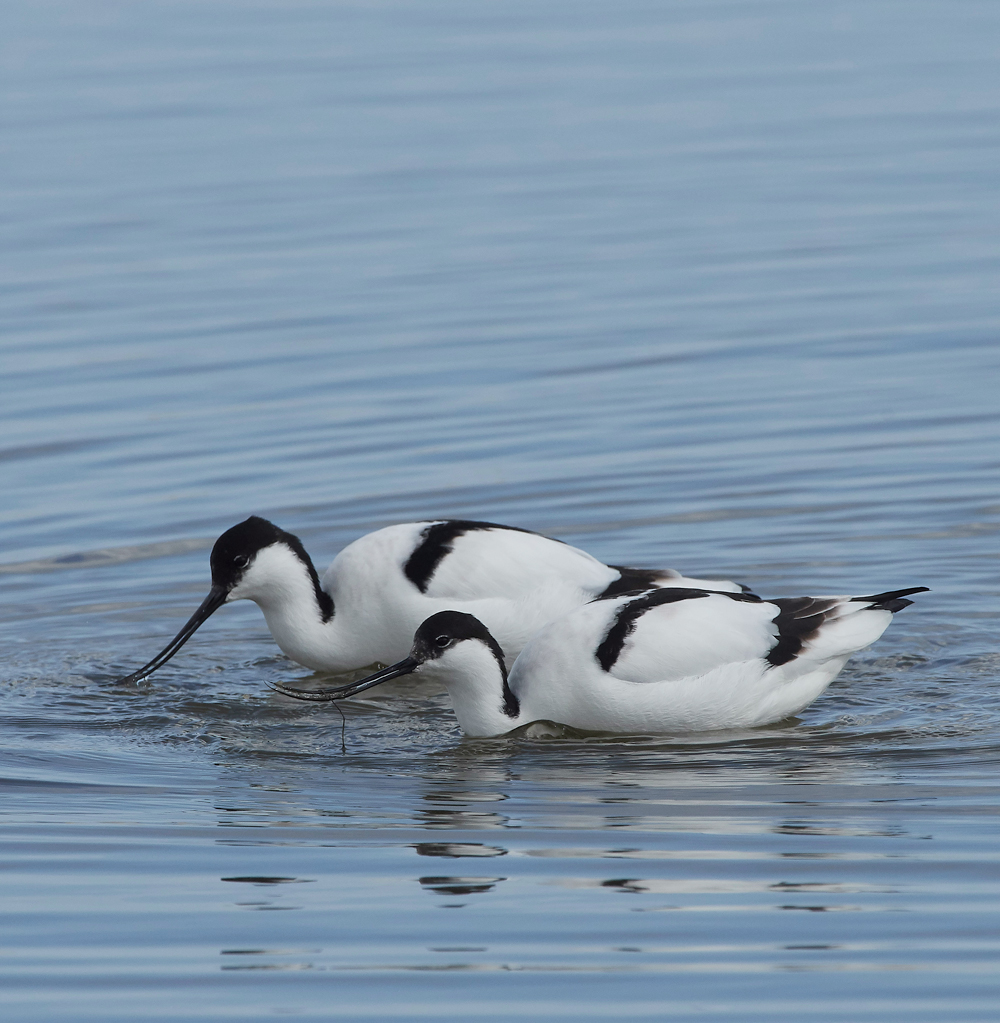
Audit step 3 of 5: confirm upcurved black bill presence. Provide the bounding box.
[269,656,420,703]
[115,585,228,684]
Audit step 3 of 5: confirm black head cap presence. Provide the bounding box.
[210,516,285,589]
[411,611,518,719]
[412,611,499,661]
[208,517,334,621]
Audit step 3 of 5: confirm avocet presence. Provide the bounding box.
[270,585,927,735]
[115,516,748,683]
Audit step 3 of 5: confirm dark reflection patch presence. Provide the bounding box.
[418,876,506,895]
[600,878,646,893]
[413,842,508,858]
[221,876,313,884]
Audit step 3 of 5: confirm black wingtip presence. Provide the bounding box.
[850,586,929,612]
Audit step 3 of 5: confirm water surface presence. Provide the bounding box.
[2,1,1000,1019]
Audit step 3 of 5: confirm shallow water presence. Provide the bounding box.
[3,1,1000,1019]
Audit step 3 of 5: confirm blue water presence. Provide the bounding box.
[3,1,1000,1019]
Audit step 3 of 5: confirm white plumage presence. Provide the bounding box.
[116,516,746,683]
[271,585,927,736]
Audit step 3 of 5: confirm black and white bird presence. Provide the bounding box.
[115,516,747,683]
[270,585,927,736]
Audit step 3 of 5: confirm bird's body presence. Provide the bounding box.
[271,586,927,736]
[304,520,743,670]
[116,516,746,683]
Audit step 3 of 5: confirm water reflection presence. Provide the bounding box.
[418,788,511,829]
[418,876,507,896]
[221,874,314,912]
[221,876,314,885]
[220,946,318,972]
[414,839,509,897]
[413,842,507,858]
[418,807,510,829]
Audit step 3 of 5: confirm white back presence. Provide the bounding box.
[607,594,780,682]
[421,528,616,601]
[514,593,780,686]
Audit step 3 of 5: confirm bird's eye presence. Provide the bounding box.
[434,635,451,648]
[233,554,250,568]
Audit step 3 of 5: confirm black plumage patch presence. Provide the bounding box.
[764,597,841,667]
[598,566,678,600]
[597,567,757,600]
[595,587,762,673]
[849,586,929,612]
[210,516,334,622]
[765,587,927,667]
[403,520,543,594]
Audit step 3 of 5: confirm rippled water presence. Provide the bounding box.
[3,1,1000,1019]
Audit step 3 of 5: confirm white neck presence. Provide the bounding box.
[419,641,525,737]
[225,543,369,673]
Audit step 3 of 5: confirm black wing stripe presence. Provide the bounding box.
[596,587,762,673]
[403,520,543,593]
